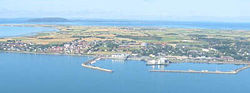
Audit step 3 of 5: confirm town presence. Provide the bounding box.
[0,24,249,65]
[0,37,249,65]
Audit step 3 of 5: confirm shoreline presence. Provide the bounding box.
[2,51,250,74]
[1,23,250,33]
[1,51,249,65]
[1,22,250,31]
[0,51,96,58]
[0,24,59,38]
[1,24,250,74]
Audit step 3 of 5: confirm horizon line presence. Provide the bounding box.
[1,17,250,23]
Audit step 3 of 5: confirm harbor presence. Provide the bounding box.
[81,56,250,74]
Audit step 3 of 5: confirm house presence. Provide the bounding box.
[111,53,129,60]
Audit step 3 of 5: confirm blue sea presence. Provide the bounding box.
[0,26,56,38]
[1,19,250,30]
[0,53,249,93]
[0,20,250,93]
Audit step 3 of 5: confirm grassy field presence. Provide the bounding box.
[1,24,250,46]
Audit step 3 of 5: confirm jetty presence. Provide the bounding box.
[82,64,113,73]
[81,57,113,73]
[82,57,102,65]
[234,65,250,73]
[150,65,250,74]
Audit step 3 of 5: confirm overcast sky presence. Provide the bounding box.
[1,0,250,22]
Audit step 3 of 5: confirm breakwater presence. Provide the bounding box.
[150,65,250,74]
[81,57,113,73]
[169,60,250,65]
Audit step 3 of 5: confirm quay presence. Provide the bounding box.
[150,65,250,74]
[150,69,237,74]
[81,57,113,73]
[81,64,113,73]
[169,60,250,65]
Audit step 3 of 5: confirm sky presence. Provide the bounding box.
[1,0,250,22]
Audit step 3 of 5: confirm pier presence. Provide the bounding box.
[81,57,113,73]
[234,65,250,73]
[150,65,250,74]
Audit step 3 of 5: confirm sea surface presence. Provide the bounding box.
[0,26,57,38]
[1,19,250,30]
[0,52,249,93]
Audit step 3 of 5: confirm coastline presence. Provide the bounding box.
[1,50,249,65]
[1,23,250,74]
[0,24,59,38]
[0,51,96,58]
[2,50,250,74]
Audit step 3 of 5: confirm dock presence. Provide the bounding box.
[150,65,250,74]
[81,57,113,73]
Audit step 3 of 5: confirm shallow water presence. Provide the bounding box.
[0,26,56,38]
[24,21,250,30]
[1,19,250,30]
[0,52,249,93]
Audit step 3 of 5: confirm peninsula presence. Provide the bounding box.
[0,24,250,73]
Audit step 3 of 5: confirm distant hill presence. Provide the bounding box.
[28,17,70,22]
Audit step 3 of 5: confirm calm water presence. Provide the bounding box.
[1,19,250,30]
[39,21,250,30]
[0,52,249,93]
[0,26,56,38]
